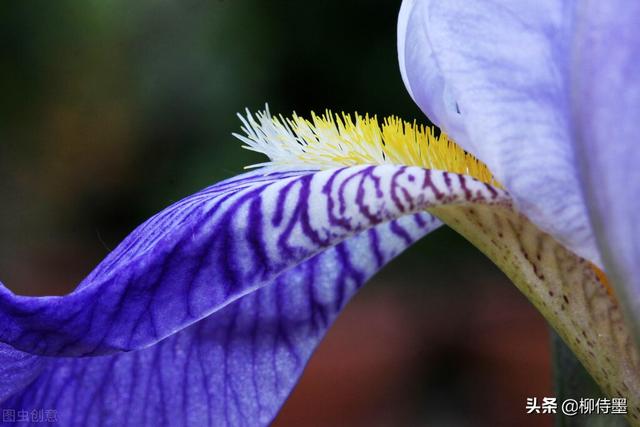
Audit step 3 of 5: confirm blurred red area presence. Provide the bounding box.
[273,281,553,427]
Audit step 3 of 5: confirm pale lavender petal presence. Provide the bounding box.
[397,0,601,266]
[1,213,438,426]
[571,1,640,333]
[398,0,469,145]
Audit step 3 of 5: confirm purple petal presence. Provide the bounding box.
[397,0,601,266]
[0,169,312,357]
[0,165,509,425]
[0,343,43,403]
[0,165,499,359]
[571,2,640,333]
[1,213,438,426]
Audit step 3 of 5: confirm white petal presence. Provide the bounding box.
[398,0,602,266]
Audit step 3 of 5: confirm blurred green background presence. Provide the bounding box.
[0,1,552,426]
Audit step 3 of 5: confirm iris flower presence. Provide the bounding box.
[1,0,638,425]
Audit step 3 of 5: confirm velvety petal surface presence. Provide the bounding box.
[0,343,42,403]
[0,165,512,359]
[1,213,438,426]
[0,164,504,425]
[571,0,640,339]
[0,169,311,357]
[397,0,601,266]
[0,165,508,359]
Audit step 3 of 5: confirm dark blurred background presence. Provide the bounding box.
[0,1,552,425]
